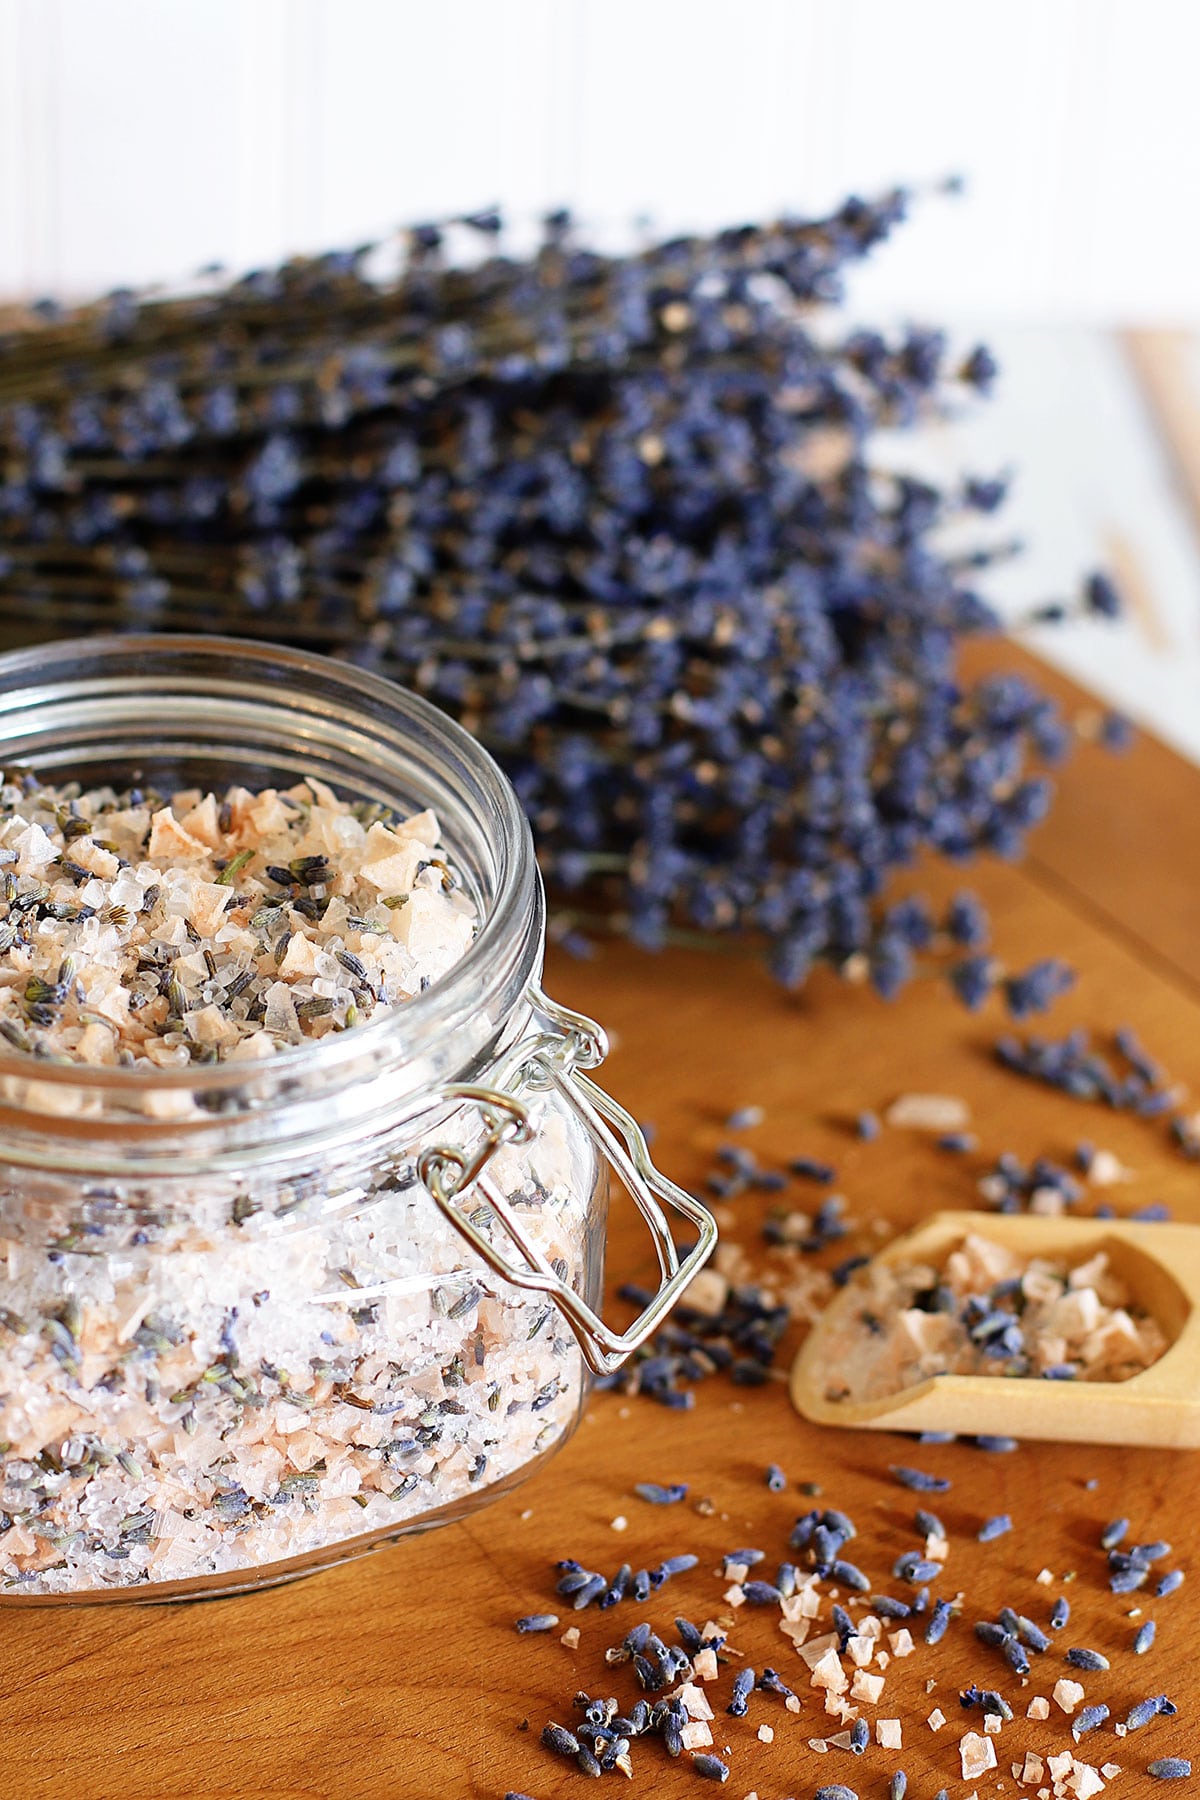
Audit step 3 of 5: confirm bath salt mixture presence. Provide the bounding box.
[0,770,477,1067]
[819,1232,1167,1405]
[0,774,591,1596]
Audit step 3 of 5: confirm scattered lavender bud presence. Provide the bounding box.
[633,1482,688,1505]
[1134,1620,1157,1654]
[890,1775,908,1800]
[1050,1596,1070,1629]
[936,1130,977,1152]
[516,1614,560,1633]
[830,1558,871,1592]
[855,1112,881,1141]
[914,1508,946,1539]
[849,1718,869,1754]
[1100,1518,1130,1550]
[925,1599,953,1645]
[977,1514,1011,1542]
[726,1106,764,1130]
[789,1155,837,1184]
[1067,1647,1110,1672]
[541,1722,580,1757]
[727,1668,755,1716]
[691,1751,729,1783]
[890,1465,951,1493]
[1125,1697,1161,1731]
[1157,1570,1184,1597]
[1147,1759,1191,1780]
[815,1788,859,1800]
[742,1580,784,1606]
[1073,1704,1110,1736]
[765,1463,787,1492]
[974,1435,1018,1453]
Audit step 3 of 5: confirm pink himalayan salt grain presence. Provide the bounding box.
[960,1729,998,1779]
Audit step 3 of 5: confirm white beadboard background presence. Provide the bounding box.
[2,0,1199,317]
[1,0,1199,759]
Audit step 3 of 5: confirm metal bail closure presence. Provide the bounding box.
[417,1057,718,1377]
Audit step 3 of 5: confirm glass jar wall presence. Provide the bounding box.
[0,637,714,1603]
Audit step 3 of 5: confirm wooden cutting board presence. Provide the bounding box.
[0,639,1196,1800]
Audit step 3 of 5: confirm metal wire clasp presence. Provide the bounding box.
[417,1085,534,1205]
[415,998,718,1377]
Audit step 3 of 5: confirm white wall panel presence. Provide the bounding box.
[0,0,1198,317]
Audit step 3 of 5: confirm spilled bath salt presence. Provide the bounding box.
[0,776,593,1596]
[0,772,476,1070]
[818,1232,1166,1404]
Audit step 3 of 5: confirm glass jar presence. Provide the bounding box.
[0,635,716,1605]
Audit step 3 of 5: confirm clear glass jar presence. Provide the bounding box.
[0,636,716,1605]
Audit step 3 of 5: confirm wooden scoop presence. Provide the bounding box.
[790,1211,1200,1448]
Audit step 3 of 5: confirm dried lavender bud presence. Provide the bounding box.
[633,1481,688,1505]
[0,195,1117,997]
[890,1465,951,1493]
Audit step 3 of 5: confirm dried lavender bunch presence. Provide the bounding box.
[0,191,1118,994]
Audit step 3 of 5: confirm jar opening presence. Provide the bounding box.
[0,634,543,1141]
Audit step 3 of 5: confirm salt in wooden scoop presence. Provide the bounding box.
[790,1211,1200,1448]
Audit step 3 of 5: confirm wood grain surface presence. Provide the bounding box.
[1,641,1198,1800]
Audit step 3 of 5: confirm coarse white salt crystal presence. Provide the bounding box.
[1089,1149,1127,1186]
[984,1712,1002,1734]
[807,1738,828,1752]
[681,1268,729,1317]
[800,1633,840,1669]
[888,1628,915,1658]
[809,1648,848,1693]
[926,1532,949,1561]
[1113,1723,1127,1738]
[875,1651,890,1671]
[1101,1764,1121,1778]
[850,1670,884,1704]
[757,1725,774,1744]
[784,1696,802,1714]
[724,1562,749,1584]
[678,1684,714,1722]
[1054,1678,1085,1715]
[724,1583,746,1607]
[1047,1751,1074,1781]
[960,1731,998,1779]
[885,1092,970,1131]
[560,1627,580,1650]
[1021,1752,1046,1783]
[847,1635,874,1668]
[692,1648,719,1682]
[928,1709,946,1732]
[876,1719,902,1749]
[1027,1696,1051,1720]
[1069,1761,1105,1800]
[857,1614,883,1641]
[680,1720,713,1750]
[1036,1567,1055,1585]
[610,1515,627,1532]
[827,1730,855,1749]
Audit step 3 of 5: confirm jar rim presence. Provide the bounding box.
[0,632,541,1107]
